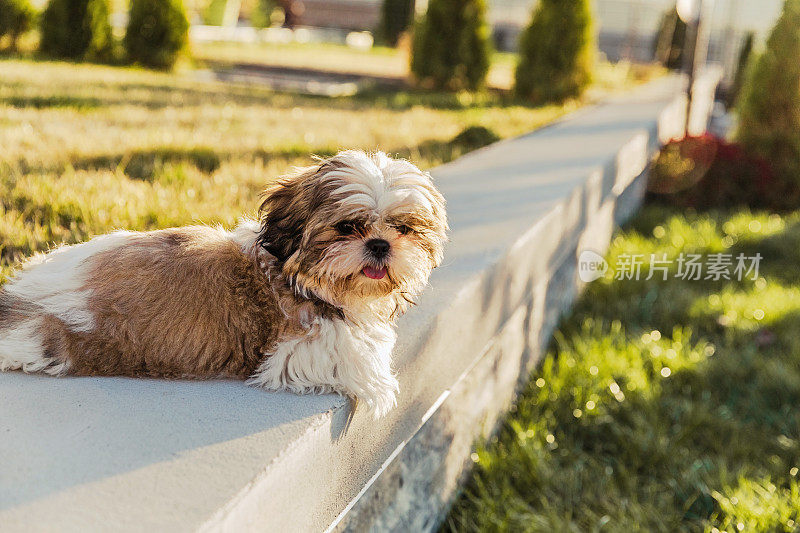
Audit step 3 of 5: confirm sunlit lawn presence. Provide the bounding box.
[193,40,410,78]
[0,55,657,283]
[445,205,800,532]
[193,40,521,90]
[192,40,660,93]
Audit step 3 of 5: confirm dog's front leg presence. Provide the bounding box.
[248,318,399,418]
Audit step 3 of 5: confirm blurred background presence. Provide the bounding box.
[5,0,784,92]
[181,0,781,85]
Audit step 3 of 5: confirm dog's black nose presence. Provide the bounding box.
[366,239,390,258]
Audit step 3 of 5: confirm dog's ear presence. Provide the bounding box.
[258,167,312,261]
[257,163,331,262]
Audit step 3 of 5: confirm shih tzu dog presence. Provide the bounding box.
[0,151,448,418]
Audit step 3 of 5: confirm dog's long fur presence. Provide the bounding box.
[0,151,447,417]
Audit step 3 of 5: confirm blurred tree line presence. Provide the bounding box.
[0,0,189,68]
[409,0,594,101]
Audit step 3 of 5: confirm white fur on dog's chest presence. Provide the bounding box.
[247,317,400,418]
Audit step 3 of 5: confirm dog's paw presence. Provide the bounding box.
[355,374,399,419]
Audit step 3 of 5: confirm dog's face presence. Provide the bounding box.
[258,151,448,315]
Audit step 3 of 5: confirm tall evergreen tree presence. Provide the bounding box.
[410,0,491,91]
[250,0,275,28]
[39,0,113,61]
[736,0,800,199]
[514,0,595,103]
[0,0,36,51]
[379,0,414,46]
[124,0,189,69]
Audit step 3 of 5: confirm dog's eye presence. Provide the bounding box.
[395,224,412,235]
[336,220,361,235]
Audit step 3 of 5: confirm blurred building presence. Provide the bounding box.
[298,0,382,30]
[294,0,783,71]
[495,0,783,90]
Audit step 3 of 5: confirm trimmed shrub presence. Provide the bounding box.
[0,0,36,50]
[653,7,687,70]
[249,0,275,28]
[410,0,491,91]
[736,0,800,203]
[124,0,189,69]
[451,125,499,151]
[39,0,113,61]
[202,0,226,25]
[647,134,794,210]
[514,0,595,104]
[379,0,414,47]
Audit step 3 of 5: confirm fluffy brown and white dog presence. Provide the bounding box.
[0,150,448,418]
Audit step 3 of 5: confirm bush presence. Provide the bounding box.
[410,0,491,91]
[202,0,226,25]
[653,7,687,70]
[379,0,414,47]
[451,125,499,151]
[736,0,800,202]
[39,0,113,61]
[124,0,189,69]
[0,0,36,51]
[514,0,595,104]
[249,0,275,28]
[647,135,796,210]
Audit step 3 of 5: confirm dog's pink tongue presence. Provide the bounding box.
[362,266,387,280]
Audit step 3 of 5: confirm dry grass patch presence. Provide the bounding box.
[0,57,657,282]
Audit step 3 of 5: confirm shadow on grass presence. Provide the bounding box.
[9,124,501,182]
[352,87,516,111]
[0,95,105,110]
[0,87,522,113]
[389,126,502,168]
[1,67,527,114]
[71,147,223,180]
[444,206,800,531]
[0,85,290,111]
[9,145,330,181]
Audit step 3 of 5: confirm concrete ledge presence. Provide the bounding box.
[0,74,716,532]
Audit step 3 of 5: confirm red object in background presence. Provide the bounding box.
[648,133,782,210]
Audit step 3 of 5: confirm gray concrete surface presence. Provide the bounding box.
[0,73,716,532]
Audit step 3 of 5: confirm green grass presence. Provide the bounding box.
[193,40,526,91]
[192,40,660,92]
[193,40,512,86]
[0,57,655,283]
[193,40,411,78]
[444,205,800,532]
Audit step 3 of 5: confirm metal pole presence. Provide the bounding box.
[722,0,742,87]
[694,0,714,73]
[683,0,701,134]
[683,0,713,134]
